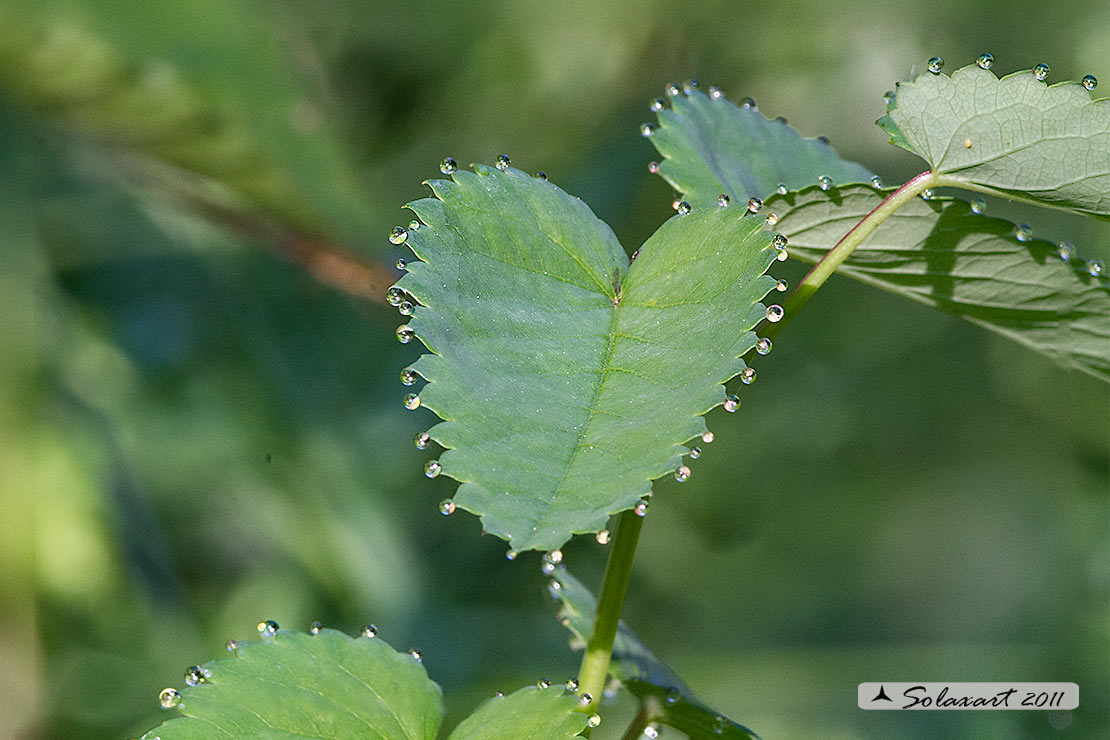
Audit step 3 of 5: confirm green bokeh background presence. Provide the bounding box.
[0,1,1107,739]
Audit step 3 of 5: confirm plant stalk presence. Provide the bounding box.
[576,508,644,711]
[762,170,939,339]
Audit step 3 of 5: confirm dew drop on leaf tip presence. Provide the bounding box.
[408,649,422,662]
[1014,223,1032,242]
[389,226,408,245]
[362,624,378,638]
[683,78,699,92]
[595,529,611,544]
[927,56,943,74]
[689,446,701,459]
[723,394,740,413]
[708,85,723,99]
[439,498,455,516]
[648,161,660,175]
[776,183,788,195]
[747,197,763,213]
[765,304,785,322]
[665,82,682,97]
[1033,63,1050,81]
[717,193,730,207]
[424,460,441,478]
[741,367,757,385]
[535,171,548,180]
[870,175,883,188]
[1082,74,1098,91]
[818,175,832,191]
[1088,259,1104,277]
[309,621,322,635]
[225,639,238,651]
[971,197,986,214]
[395,258,407,271]
[702,430,714,443]
[757,337,773,355]
[650,97,665,112]
[674,465,691,482]
[587,714,602,728]
[505,549,518,560]
[578,692,593,706]
[414,431,430,450]
[1057,242,1076,262]
[676,201,692,215]
[776,278,788,292]
[158,688,181,710]
[398,301,414,316]
[400,368,418,386]
[183,666,206,687]
[976,53,994,70]
[640,122,656,137]
[403,393,421,410]
[634,499,650,516]
[439,157,457,175]
[546,579,562,598]
[396,324,414,344]
[257,620,278,638]
[883,90,895,105]
[495,154,511,170]
[740,97,756,109]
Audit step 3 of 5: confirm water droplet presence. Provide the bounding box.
[310,621,322,635]
[395,258,408,271]
[971,197,986,214]
[546,579,562,598]
[665,686,681,704]
[400,367,419,386]
[1082,74,1098,91]
[408,220,420,232]
[1088,259,1104,277]
[579,693,593,706]
[683,78,699,92]
[538,678,552,689]
[701,430,714,443]
[587,714,602,728]
[775,279,789,292]
[740,97,756,109]
[708,85,723,99]
[398,301,414,316]
[439,499,456,516]
[505,549,518,561]
[674,465,690,482]
[689,446,701,459]
[633,498,650,516]
[870,175,883,188]
[535,171,548,180]
[723,394,740,413]
[665,82,682,97]
[1032,63,1050,81]
[159,688,181,710]
[765,304,785,322]
[257,620,278,638]
[184,666,206,687]
[414,431,430,450]
[765,213,779,226]
[495,690,505,698]
[225,639,238,651]
[1015,223,1032,242]
[362,624,378,638]
[424,460,442,478]
[387,286,406,305]
[396,324,414,344]
[713,715,729,733]
[565,678,579,692]
[771,234,788,251]
[409,649,422,662]
[927,56,943,74]
[756,337,773,355]
[740,367,756,385]
[440,157,457,175]
[389,226,408,245]
[495,154,511,170]
[818,175,832,191]
[1057,241,1076,261]
[976,53,994,70]
[774,116,787,125]
[640,123,656,138]
[883,90,895,105]
[543,549,563,565]
[403,393,421,410]
[776,250,789,262]
[747,197,763,213]
[643,725,660,739]
[650,97,665,112]
[648,161,660,174]
[595,529,611,544]
[541,561,556,575]
[776,183,788,195]
[676,201,691,215]
[717,194,730,207]
[922,188,935,200]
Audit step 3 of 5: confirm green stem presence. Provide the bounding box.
[761,170,939,340]
[576,508,644,712]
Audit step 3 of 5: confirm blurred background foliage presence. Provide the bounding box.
[0,0,1107,738]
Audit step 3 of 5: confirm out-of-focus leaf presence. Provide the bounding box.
[396,164,779,551]
[649,87,873,205]
[768,185,1110,380]
[878,63,1110,218]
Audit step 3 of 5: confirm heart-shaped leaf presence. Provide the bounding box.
[769,185,1110,380]
[648,86,873,205]
[553,570,759,740]
[140,625,590,740]
[395,164,779,552]
[878,63,1110,218]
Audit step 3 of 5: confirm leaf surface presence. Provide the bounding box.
[397,165,778,551]
[769,185,1110,380]
[141,628,443,740]
[445,686,587,740]
[878,64,1110,218]
[650,88,873,205]
[553,570,758,740]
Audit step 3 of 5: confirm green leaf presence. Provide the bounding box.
[445,686,588,740]
[141,627,443,740]
[552,571,759,740]
[649,88,873,205]
[877,63,1110,218]
[397,165,778,551]
[769,185,1110,380]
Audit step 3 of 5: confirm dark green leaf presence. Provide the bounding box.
[445,686,588,740]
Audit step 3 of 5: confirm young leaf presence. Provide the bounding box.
[769,185,1110,380]
[553,570,758,740]
[397,165,778,551]
[649,87,873,205]
[142,627,443,740]
[445,686,588,740]
[878,63,1110,218]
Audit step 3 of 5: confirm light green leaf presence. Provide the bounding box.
[445,686,587,740]
[552,571,759,740]
[769,185,1110,380]
[141,627,443,740]
[650,88,873,205]
[877,64,1110,218]
[397,165,778,551]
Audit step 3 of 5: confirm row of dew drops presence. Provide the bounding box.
[158,620,604,728]
[922,53,1097,91]
[386,154,789,559]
